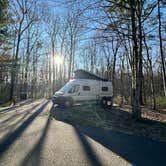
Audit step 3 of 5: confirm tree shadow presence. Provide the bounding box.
[0,102,41,126]
[0,103,42,137]
[20,113,52,166]
[51,104,166,166]
[74,126,103,166]
[51,105,104,166]
[0,99,33,114]
[75,125,166,166]
[0,100,49,156]
[51,104,166,140]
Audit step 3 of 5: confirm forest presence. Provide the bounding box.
[0,0,166,120]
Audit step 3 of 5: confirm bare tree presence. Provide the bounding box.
[44,13,59,94]
[157,0,166,96]
[9,0,38,102]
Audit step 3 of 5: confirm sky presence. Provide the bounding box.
[9,0,166,73]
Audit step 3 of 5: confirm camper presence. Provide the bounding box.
[52,70,113,107]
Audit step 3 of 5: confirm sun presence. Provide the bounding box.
[54,56,63,65]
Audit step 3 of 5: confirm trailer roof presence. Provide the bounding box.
[74,69,109,81]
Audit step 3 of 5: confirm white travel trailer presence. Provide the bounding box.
[52,70,113,107]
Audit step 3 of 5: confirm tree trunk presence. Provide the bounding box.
[52,42,56,94]
[24,31,31,99]
[138,0,144,105]
[143,30,156,110]
[68,35,73,80]
[158,0,166,96]
[9,29,21,102]
[130,0,141,120]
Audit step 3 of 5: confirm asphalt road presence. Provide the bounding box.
[0,99,166,166]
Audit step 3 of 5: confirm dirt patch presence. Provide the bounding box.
[50,104,166,142]
[123,105,166,122]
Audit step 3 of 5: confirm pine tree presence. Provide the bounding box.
[0,0,8,46]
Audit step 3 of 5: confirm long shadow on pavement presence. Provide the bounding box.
[74,126,103,166]
[20,112,52,166]
[0,103,43,138]
[76,126,166,166]
[21,104,103,166]
[0,102,42,126]
[0,99,33,113]
[0,100,49,156]
[51,105,166,166]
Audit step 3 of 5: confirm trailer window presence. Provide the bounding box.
[102,87,108,91]
[68,85,80,93]
[83,86,90,91]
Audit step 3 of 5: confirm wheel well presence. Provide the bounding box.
[66,96,74,104]
[101,96,112,100]
[101,96,113,107]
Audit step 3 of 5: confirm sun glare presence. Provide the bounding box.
[54,56,63,65]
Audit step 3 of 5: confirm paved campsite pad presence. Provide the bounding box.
[0,100,166,166]
[51,104,166,142]
[0,100,133,166]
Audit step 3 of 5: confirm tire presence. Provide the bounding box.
[101,97,107,107]
[52,100,57,106]
[64,98,73,107]
[107,100,112,108]
[101,97,113,108]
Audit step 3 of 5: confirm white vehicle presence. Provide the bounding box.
[52,70,113,107]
